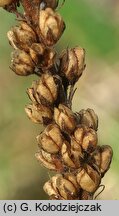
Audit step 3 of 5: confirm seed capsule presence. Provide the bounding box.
[25,103,53,125]
[78,108,98,131]
[59,47,85,84]
[37,124,63,153]
[11,49,35,76]
[7,22,37,52]
[38,8,65,46]
[100,145,113,177]
[44,174,79,200]
[29,43,56,69]
[92,145,113,177]
[28,73,59,106]
[54,104,77,134]
[61,141,77,168]
[76,165,101,193]
[35,150,57,170]
[61,139,83,169]
[74,125,97,153]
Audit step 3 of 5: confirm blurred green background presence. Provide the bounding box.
[0,0,119,199]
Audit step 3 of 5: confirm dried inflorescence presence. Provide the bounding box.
[2,0,113,200]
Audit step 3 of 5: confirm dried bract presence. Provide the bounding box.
[11,49,35,76]
[38,8,65,46]
[59,47,85,83]
[54,104,77,133]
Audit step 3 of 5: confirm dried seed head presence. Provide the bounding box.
[25,103,53,125]
[38,8,65,46]
[40,0,58,9]
[0,0,13,7]
[76,165,101,193]
[78,108,98,131]
[44,174,79,200]
[7,22,37,52]
[59,47,85,84]
[29,43,56,69]
[74,125,97,153]
[11,49,35,76]
[37,73,58,106]
[54,104,77,133]
[37,124,63,153]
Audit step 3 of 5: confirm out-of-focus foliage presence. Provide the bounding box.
[0,0,119,199]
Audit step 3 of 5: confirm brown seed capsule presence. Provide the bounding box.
[44,174,79,200]
[25,103,53,125]
[59,47,85,83]
[61,141,77,168]
[0,0,13,7]
[92,145,113,177]
[74,125,97,153]
[78,108,98,131]
[7,22,37,52]
[70,136,83,165]
[29,43,56,69]
[54,104,77,133]
[43,175,62,199]
[100,145,113,177]
[11,49,35,76]
[38,8,65,46]
[35,150,57,170]
[37,124,63,153]
[37,73,58,106]
[76,165,101,193]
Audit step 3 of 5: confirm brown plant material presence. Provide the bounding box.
[37,124,63,153]
[78,108,98,131]
[27,73,59,106]
[59,47,85,83]
[74,125,98,153]
[76,165,101,193]
[0,0,13,7]
[91,145,113,177]
[7,22,37,51]
[11,49,35,75]
[38,8,65,46]
[54,104,77,133]
[29,43,56,69]
[25,103,53,125]
[3,0,113,200]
